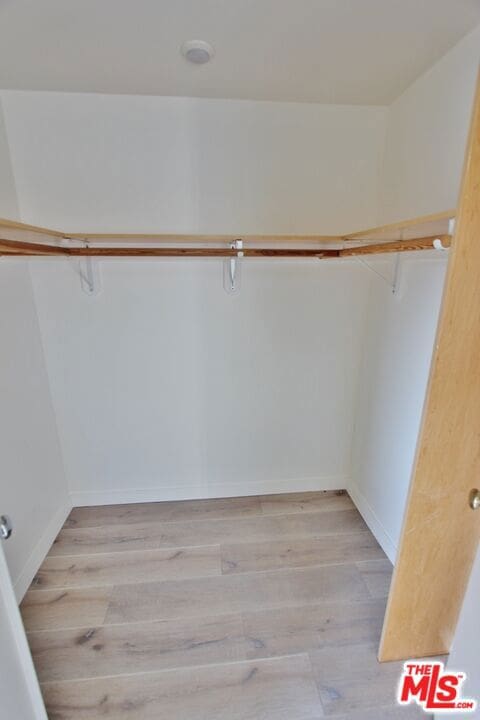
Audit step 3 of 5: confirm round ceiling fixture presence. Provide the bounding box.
[181,40,215,65]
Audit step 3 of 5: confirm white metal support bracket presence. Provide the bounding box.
[355,253,401,294]
[79,242,101,295]
[391,253,401,295]
[224,239,243,294]
[62,238,102,296]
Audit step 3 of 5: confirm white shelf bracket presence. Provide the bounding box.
[62,238,102,296]
[355,253,401,294]
[223,239,243,294]
[79,242,102,296]
[391,252,401,295]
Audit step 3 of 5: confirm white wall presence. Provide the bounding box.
[350,27,480,562]
[381,25,480,223]
[349,255,447,561]
[0,91,386,235]
[0,100,46,720]
[31,258,369,504]
[0,545,47,720]
[0,98,70,600]
[0,91,386,504]
[439,547,480,719]
[0,262,70,597]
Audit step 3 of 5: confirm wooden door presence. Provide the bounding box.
[379,71,480,661]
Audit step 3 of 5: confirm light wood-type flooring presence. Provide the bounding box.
[21,491,430,719]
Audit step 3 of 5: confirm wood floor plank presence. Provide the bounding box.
[259,491,353,515]
[356,559,393,599]
[242,599,386,659]
[41,654,324,720]
[28,614,252,682]
[332,707,431,719]
[31,545,221,590]
[21,588,111,633]
[28,599,388,684]
[105,564,371,626]
[221,532,384,574]
[22,493,405,719]
[65,495,262,528]
[50,508,368,556]
[309,642,406,715]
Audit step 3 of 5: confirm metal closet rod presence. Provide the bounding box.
[0,235,452,258]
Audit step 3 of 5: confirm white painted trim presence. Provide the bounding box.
[347,479,397,564]
[13,499,72,602]
[0,545,48,720]
[69,475,348,507]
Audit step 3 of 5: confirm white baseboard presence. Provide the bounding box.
[347,479,397,564]
[69,475,348,507]
[13,499,72,602]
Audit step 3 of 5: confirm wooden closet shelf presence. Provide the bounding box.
[0,210,455,258]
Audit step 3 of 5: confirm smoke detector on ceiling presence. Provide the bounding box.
[181,40,215,65]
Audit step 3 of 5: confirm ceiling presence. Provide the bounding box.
[0,0,479,105]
